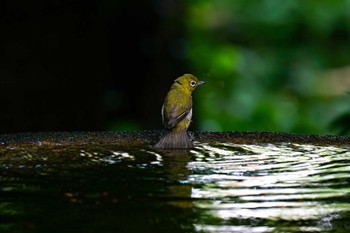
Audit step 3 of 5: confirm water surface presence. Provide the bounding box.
[1,141,350,232]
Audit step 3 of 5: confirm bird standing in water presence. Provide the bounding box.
[155,74,206,149]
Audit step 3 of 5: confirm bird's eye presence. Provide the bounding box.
[190,81,196,87]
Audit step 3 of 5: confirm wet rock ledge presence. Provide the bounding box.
[0,131,349,147]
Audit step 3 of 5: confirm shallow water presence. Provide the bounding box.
[1,142,350,232]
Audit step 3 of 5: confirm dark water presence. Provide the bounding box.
[1,142,350,232]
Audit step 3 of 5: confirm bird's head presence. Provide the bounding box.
[173,74,206,93]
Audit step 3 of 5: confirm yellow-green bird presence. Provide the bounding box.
[155,74,206,149]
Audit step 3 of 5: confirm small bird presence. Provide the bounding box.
[155,74,206,149]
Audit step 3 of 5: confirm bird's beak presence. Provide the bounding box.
[197,80,206,86]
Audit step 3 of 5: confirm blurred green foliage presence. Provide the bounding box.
[186,0,350,135]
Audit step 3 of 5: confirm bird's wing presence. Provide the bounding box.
[163,93,192,129]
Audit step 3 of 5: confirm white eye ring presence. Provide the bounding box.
[190,81,196,87]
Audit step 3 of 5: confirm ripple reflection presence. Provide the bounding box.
[189,143,350,228]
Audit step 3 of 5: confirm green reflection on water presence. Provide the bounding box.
[1,142,350,232]
[189,143,350,232]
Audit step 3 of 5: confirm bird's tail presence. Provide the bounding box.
[155,130,194,149]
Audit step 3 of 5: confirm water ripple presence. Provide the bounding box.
[1,141,350,232]
[189,143,350,224]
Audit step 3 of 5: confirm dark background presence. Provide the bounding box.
[0,0,187,133]
[1,0,350,135]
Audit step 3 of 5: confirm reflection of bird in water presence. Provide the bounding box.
[161,149,193,209]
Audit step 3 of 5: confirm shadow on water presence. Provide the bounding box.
[1,139,350,232]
